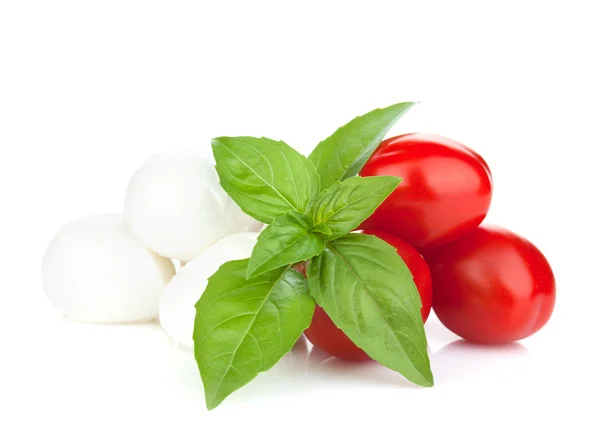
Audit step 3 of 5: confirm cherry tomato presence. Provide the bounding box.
[304,230,432,361]
[360,133,493,250]
[292,261,307,275]
[427,225,556,344]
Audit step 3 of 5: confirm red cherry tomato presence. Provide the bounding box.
[360,133,493,250]
[304,230,432,361]
[292,261,307,275]
[427,225,556,344]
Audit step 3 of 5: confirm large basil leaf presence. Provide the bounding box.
[194,260,315,410]
[307,233,433,387]
[309,176,401,239]
[247,213,325,278]
[309,102,415,189]
[212,136,320,224]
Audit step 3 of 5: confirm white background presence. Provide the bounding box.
[1,1,599,438]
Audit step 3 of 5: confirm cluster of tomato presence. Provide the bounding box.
[303,133,556,361]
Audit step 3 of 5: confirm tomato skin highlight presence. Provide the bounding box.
[427,225,556,344]
[360,133,493,250]
[304,230,432,361]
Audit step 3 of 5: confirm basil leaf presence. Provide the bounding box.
[287,210,315,229]
[212,136,320,224]
[309,102,415,189]
[247,213,325,278]
[307,233,433,387]
[309,176,401,239]
[312,223,332,235]
[194,260,315,410]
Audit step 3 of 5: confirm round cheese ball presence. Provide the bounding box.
[42,214,176,324]
[159,232,259,347]
[124,151,262,262]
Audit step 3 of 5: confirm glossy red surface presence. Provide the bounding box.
[427,225,556,344]
[304,230,432,361]
[360,133,493,250]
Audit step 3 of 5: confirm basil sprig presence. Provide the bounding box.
[195,101,432,410]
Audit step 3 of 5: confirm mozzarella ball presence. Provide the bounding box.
[124,151,262,261]
[159,232,259,347]
[42,214,176,324]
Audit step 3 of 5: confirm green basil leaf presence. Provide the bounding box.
[212,136,320,224]
[247,213,325,278]
[307,233,433,387]
[288,211,333,236]
[194,260,315,410]
[309,176,401,239]
[309,102,415,189]
[287,210,315,229]
[312,223,332,235]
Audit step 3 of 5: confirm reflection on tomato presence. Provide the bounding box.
[427,225,556,344]
[304,230,432,361]
[360,133,493,250]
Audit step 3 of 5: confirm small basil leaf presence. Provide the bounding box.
[307,233,433,387]
[247,213,325,278]
[309,176,401,239]
[287,210,315,230]
[309,102,415,189]
[213,136,320,224]
[194,260,315,410]
[312,223,332,235]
